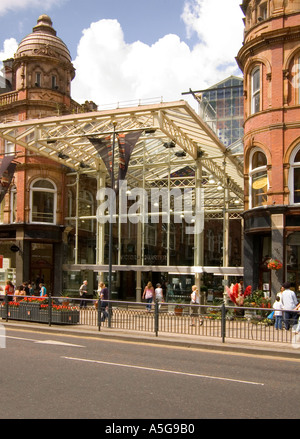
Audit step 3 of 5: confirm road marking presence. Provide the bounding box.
[5,335,84,347]
[34,340,84,347]
[63,356,264,386]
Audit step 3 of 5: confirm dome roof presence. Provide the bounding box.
[15,15,72,64]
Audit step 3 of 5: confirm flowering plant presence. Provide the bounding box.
[226,283,252,306]
[267,258,283,270]
[40,304,77,312]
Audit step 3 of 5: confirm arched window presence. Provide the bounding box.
[249,149,268,208]
[10,185,16,223]
[30,179,56,224]
[251,67,261,114]
[289,145,300,204]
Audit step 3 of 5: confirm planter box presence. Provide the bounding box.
[19,302,41,321]
[0,303,79,325]
[51,310,80,325]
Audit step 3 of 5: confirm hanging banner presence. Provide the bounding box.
[118,131,142,182]
[88,136,112,179]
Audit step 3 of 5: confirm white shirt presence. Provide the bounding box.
[273,300,283,316]
[281,289,298,310]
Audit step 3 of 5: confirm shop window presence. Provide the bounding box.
[250,149,268,208]
[289,146,300,204]
[251,67,261,114]
[30,179,56,224]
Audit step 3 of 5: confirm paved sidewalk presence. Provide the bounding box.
[2,319,300,359]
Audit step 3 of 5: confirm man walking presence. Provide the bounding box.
[281,282,298,330]
[79,280,88,308]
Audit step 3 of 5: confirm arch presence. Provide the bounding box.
[248,146,268,208]
[29,178,57,224]
[287,141,300,204]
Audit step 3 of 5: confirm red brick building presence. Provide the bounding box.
[0,15,88,293]
[237,0,300,296]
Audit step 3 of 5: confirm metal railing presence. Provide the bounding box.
[1,294,299,345]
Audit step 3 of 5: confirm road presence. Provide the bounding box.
[0,326,299,421]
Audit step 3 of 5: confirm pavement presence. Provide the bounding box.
[2,319,300,360]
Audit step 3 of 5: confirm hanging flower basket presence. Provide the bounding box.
[267,258,283,270]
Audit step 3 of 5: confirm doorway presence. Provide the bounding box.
[30,243,54,294]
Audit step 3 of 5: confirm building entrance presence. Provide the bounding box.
[30,243,54,295]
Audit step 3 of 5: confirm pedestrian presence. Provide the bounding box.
[293,303,300,334]
[14,285,26,302]
[98,282,109,322]
[273,296,283,330]
[142,282,154,312]
[79,280,88,308]
[281,282,298,330]
[155,283,164,308]
[39,283,47,297]
[276,286,284,303]
[190,285,203,326]
[4,280,14,300]
[28,283,35,296]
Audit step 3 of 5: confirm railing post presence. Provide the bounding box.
[154,299,159,337]
[221,303,226,343]
[97,298,101,331]
[48,293,52,326]
[4,294,8,321]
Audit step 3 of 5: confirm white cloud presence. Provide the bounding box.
[72,0,244,108]
[0,0,65,16]
[0,38,18,62]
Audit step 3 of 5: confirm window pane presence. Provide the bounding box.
[294,168,300,203]
[294,150,300,163]
[252,170,268,207]
[32,192,54,223]
[33,180,54,189]
[252,69,260,92]
[252,151,267,169]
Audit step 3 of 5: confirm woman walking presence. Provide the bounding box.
[142,282,154,312]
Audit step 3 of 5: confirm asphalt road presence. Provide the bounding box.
[0,326,299,421]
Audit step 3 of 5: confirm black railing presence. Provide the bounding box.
[1,294,299,345]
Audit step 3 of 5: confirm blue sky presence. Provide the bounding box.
[0,0,244,108]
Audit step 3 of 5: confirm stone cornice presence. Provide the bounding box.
[237,25,300,69]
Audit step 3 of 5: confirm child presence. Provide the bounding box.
[273,296,283,330]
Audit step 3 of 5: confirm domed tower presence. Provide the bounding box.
[3,14,76,120]
[0,16,78,292]
[236,1,300,295]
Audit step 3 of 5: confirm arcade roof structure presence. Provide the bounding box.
[0,100,244,213]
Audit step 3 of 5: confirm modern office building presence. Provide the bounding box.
[191,76,244,149]
[0,15,244,300]
[236,0,300,296]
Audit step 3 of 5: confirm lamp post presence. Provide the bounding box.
[107,122,117,326]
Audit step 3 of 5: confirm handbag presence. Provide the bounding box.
[267,311,274,319]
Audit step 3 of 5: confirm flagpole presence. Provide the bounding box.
[108,122,117,326]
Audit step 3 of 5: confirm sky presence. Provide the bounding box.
[0,0,245,110]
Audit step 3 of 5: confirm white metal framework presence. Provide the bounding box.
[0,100,244,280]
